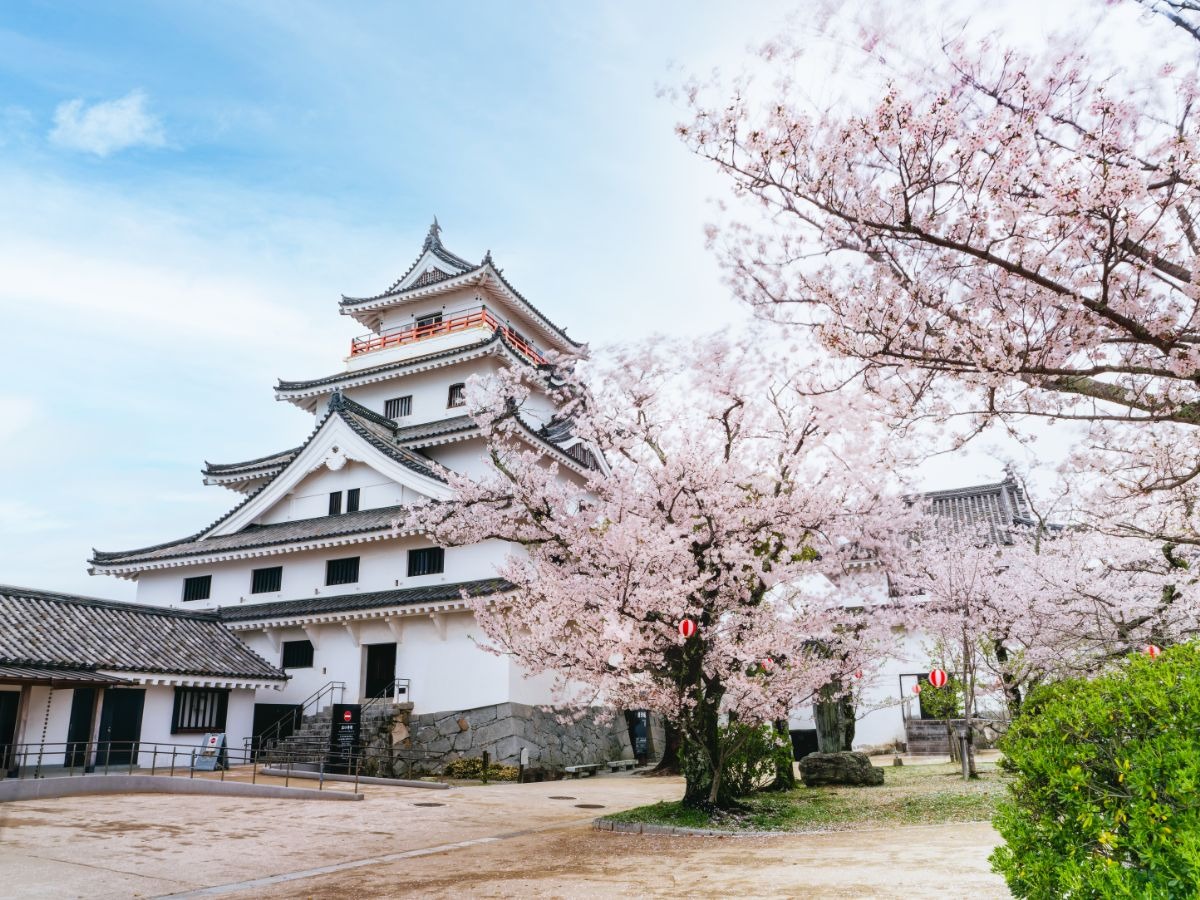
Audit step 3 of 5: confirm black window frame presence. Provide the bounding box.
[407,547,445,577]
[328,491,342,516]
[171,687,229,734]
[182,575,212,602]
[447,383,466,408]
[326,556,360,586]
[250,566,283,594]
[416,312,443,329]
[384,395,412,419]
[346,488,360,513]
[281,639,315,670]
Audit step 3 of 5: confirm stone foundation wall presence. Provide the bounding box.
[352,702,664,777]
[405,702,637,768]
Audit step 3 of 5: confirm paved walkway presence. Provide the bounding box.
[0,772,1007,898]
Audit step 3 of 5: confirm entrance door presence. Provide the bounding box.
[65,688,96,769]
[364,643,397,699]
[0,691,19,775]
[98,689,145,767]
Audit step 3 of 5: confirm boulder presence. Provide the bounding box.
[798,751,884,787]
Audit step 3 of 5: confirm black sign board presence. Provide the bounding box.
[328,703,361,773]
[630,709,650,762]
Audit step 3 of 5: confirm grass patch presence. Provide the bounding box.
[609,761,1008,833]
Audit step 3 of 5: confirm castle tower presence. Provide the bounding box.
[88,224,610,760]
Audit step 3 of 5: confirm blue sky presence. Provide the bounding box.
[0,1,1075,599]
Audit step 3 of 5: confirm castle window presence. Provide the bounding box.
[326,556,360,586]
[182,575,211,602]
[347,488,360,513]
[407,547,445,577]
[447,383,466,408]
[251,566,282,594]
[385,395,412,419]
[329,491,342,516]
[171,688,229,734]
[281,640,314,669]
[416,312,443,331]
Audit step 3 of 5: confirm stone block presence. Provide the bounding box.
[798,751,885,787]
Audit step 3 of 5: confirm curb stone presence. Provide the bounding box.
[593,817,787,837]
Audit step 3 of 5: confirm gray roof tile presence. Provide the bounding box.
[0,585,285,681]
[218,578,512,622]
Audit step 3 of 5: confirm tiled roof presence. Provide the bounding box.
[338,223,582,350]
[203,447,302,477]
[218,578,513,623]
[93,393,447,570]
[394,415,476,444]
[0,585,285,681]
[91,504,413,566]
[922,475,1040,543]
[276,330,504,394]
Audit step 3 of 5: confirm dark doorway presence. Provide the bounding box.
[98,688,145,767]
[252,703,302,751]
[65,688,96,769]
[0,691,19,775]
[364,643,397,699]
[790,728,819,760]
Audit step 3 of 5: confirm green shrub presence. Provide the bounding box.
[679,722,794,805]
[440,757,520,781]
[990,643,1200,898]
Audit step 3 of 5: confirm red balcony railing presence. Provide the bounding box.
[349,306,547,365]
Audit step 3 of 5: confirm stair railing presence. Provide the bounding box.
[360,678,412,718]
[253,680,346,759]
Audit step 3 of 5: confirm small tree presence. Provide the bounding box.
[413,335,909,808]
[991,643,1200,896]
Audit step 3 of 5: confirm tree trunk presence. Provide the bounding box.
[681,685,723,809]
[765,718,796,791]
[993,641,1022,717]
[650,721,682,775]
[945,720,960,763]
[815,681,854,752]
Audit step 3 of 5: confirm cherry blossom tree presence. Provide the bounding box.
[677,0,1200,546]
[897,512,1200,777]
[412,336,909,807]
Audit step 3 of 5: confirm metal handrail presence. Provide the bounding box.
[252,680,346,757]
[361,678,412,717]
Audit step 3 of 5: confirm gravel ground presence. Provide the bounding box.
[0,769,1007,898]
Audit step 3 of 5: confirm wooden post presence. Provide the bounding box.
[481,750,490,785]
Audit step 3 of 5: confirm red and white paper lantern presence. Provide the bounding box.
[912,683,922,695]
[1145,644,1162,659]
[678,618,696,639]
[929,668,948,689]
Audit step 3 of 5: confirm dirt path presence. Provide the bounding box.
[0,773,1008,898]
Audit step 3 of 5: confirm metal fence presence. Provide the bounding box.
[0,739,381,793]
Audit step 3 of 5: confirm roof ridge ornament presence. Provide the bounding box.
[424,216,442,250]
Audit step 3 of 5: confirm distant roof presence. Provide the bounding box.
[219,578,512,623]
[923,474,1044,543]
[338,221,582,350]
[0,585,285,682]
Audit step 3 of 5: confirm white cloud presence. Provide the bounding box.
[49,89,165,157]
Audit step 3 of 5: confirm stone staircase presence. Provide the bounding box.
[262,702,412,767]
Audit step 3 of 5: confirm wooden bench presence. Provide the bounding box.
[564,763,601,778]
[606,759,637,772]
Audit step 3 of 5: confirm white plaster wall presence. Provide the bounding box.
[255,460,418,525]
[341,356,506,425]
[9,685,260,768]
[132,536,511,611]
[507,663,562,707]
[425,439,493,480]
